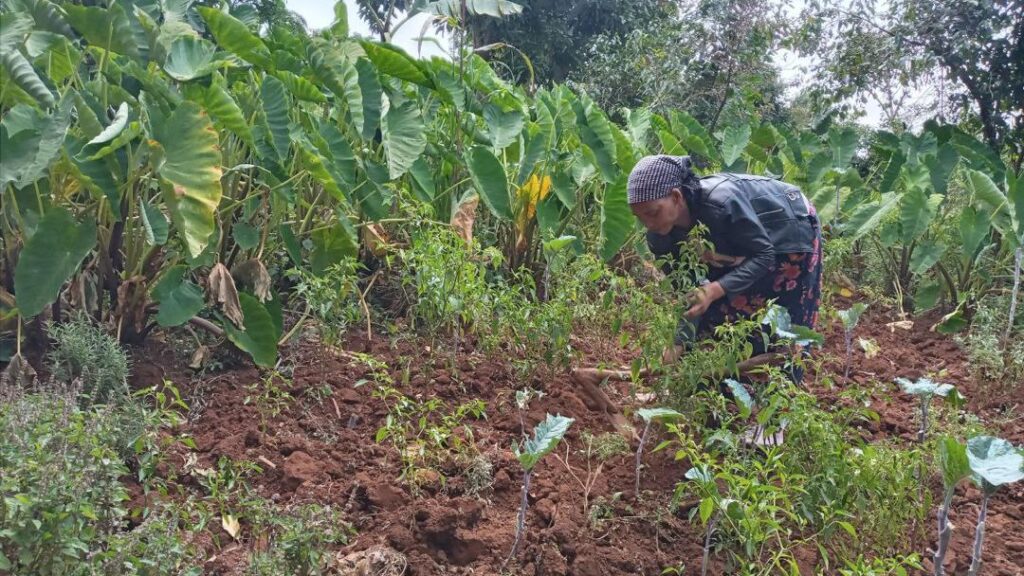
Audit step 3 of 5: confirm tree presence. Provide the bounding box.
[464,0,673,85]
[797,0,1024,167]
[568,0,790,130]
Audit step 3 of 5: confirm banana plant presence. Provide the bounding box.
[964,436,1024,576]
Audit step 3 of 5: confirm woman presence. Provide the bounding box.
[627,155,823,368]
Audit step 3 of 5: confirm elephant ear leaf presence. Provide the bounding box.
[150,101,223,258]
[222,293,279,368]
[14,207,97,318]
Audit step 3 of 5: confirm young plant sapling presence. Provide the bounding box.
[965,436,1024,576]
[505,413,573,566]
[933,436,971,576]
[685,465,722,576]
[837,303,867,378]
[634,408,683,496]
[896,378,963,443]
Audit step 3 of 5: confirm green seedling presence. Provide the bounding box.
[505,413,573,567]
[836,303,867,378]
[965,436,1024,576]
[896,378,963,443]
[685,465,720,576]
[635,408,684,496]
[933,436,971,576]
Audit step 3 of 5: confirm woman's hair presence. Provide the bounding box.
[627,155,701,208]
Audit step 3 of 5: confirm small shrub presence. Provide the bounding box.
[289,259,364,345]
[46,315,129,405]
[247,503,352,576]
[0,389,130,575]
[87,502,202,576]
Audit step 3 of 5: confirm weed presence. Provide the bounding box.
[289,259,364,345]
[244,371,294,432]
[247,503,353,576]
[373,385,486,487]
[46,315,129,405]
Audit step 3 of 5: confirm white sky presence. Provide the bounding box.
[287,0,889,127]
[287,0,449,58]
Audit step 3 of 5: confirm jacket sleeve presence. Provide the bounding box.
[708,197,776,296]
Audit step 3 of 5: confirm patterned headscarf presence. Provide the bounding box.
[627,155,698,205]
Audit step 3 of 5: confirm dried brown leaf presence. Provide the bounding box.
[450,194,479,244]
[208,263,244,329]
[231,259,272,302]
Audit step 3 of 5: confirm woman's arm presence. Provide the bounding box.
[706,196,776,296]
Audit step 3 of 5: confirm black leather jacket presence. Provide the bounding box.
[647,173,818,297]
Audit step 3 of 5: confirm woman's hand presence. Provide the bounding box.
[684,281,725,319]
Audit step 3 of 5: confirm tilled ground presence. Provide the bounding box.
[127,305,1023,575]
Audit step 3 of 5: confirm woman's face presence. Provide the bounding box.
[631,188,689,235]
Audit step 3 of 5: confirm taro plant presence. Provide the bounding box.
[933,436,971,576]
[964,436,1024,576]
[505,413,573,566]
[634,407,683,496]
[836,303,867,379]
[896,377,963,443]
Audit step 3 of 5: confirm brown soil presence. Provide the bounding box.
[124,304,1023,575]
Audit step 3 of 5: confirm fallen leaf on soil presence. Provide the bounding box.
[189,345,209,370]
[859,337,880,358]
[221,514,241,539]
[886,320,914,332]
[334,545,407,576]
[0,354,37,389]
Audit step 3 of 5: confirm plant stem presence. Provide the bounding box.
[1005,245,1022,347]
[701,511,718,576]
[843,329,852,379]
[934,488,954,576]
[504,469,532,568]
[967,493,989,576]
[635,421,651,496]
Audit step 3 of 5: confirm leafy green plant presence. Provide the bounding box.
[964,436,1024,576]
[896,378,962,443]
[244,371,294,433]
[837,303,867,379]
[46,315,129,405]
[373,385,486,486]
[635,407,684,496]
[933,436,971,576]
[288,259,365,345]
[247,503,352,576]
[0,390,129,574]
[506,413,573,565]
